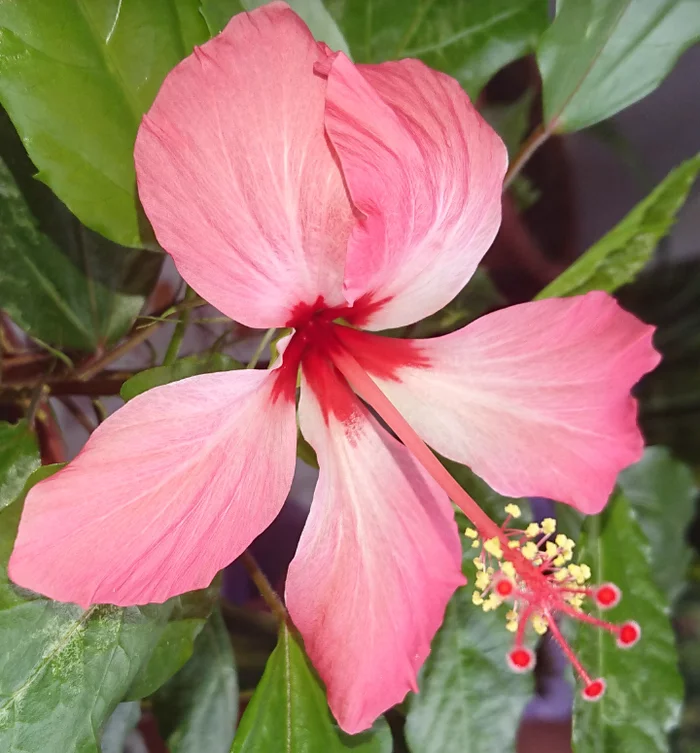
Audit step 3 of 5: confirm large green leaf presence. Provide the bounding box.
[536,154,700,299]
[405,509,532,753]
[201,0,351,54]
[231,624,392,752]
[121,353,243,401]
[618,447,697,603]
[0,468,175,753]
[572,491,684,753]
[0,420,39,511]
[0,155,161,351]
[153,609,238,753]
[0,0,211,247]
[538,0,700,132]
[328,0,547,97]
[125,586,219,700]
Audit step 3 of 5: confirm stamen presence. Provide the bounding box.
[327,338,638,704]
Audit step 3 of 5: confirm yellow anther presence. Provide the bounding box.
[508,540,520,549]
[506,610,518,621]
[567,593,585,610]
[545,541,559,558]
[521,542,539,560]
[533,557,543,567]
[555,534,574,551]
[483,537,503,559]
[580,564,592,581]
[532,614,548,635]
[525,523,540,538]
[501,561,516,579]
[475,571,491,590]
[486,567,494,575]
[472,591,484,606]
[473,558,485,570]
[465,527,478,539]
[506,620,518,633]
[541,518,557,535]
[483,594,501,612]
[504,503,522,518]
[553,555,566,567]
[471,540,480,548]
[554,569,568,582]
[568,564,582,580]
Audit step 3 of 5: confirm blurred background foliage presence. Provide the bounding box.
[0,1,699,752]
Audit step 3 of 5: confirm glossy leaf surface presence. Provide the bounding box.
[538,0,700,131]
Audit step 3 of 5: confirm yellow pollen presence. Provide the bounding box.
[541,518,557,535]
[508,540,520,549]
[504,503,522,518]
[465,527,478,539]
[506,620,518,633]
[525,523,540,538]
[545,541,559,558]
[475,571,491,590]
[471,540,480,548]
[506,610,518,621]
[483,537,503,559]
[532,614,548,635]
[483,594,501,612]
[521,542,539,560]
[501,561,516,579]
[553,555,566,567]
[555,534,575,551]
[473,558,485,571]
[554,569,568,582]
[580,564,592,581]
[472,591,484,606]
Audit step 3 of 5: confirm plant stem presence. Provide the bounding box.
[503,123,550,191]
[162,287,196,366]
[240,551,290,626]
[246,328,277,369]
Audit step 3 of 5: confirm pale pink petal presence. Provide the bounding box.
[9,368,297,607]
[135,3,354,328]
[335,292,660,514]
[287,351,464,733]
[321,53,507,330]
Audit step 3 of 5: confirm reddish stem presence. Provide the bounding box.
[545,613,592,685]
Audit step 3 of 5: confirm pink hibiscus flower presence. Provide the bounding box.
[9,2,659,733]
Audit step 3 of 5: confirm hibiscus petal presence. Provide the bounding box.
[335,292,660,514]
[135,3,354,328]
[9,368,297,607]
[288,351,464,733]
[321,53,507,330]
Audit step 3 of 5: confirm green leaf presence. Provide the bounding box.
[329,0,548,97]
[231,624,392,752]
[536,154,700,299]
[0,0,211,247]
[618,447,697,603]
[125,586,219,700]
[0,154,162,351]
[0,420,39,512]
[101,702,141,753]
[153,609,238,753]
[405,509,532,753]
[572,491,684,753]
[481,90,535,160]
[121,353,244,401]
[201,0,351,56]
[538,0,700,132]
[0,468,175,753]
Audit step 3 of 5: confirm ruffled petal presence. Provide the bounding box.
[335,292,660,514]
[321,53,507,330]
[287,351,463,733]
[135,3,354,328]
[9,368,297,607]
